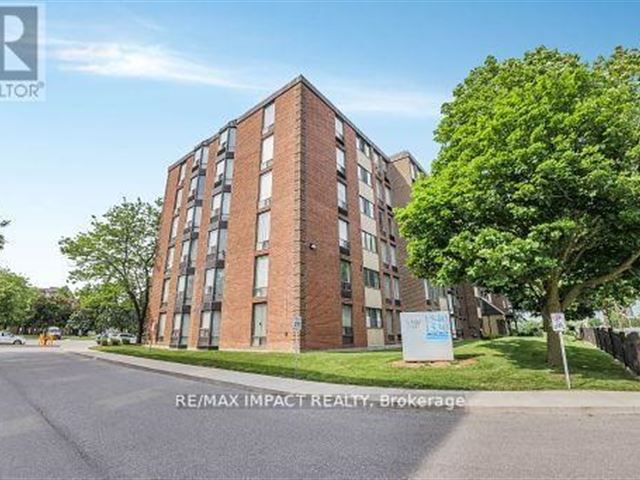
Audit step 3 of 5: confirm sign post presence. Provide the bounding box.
[292,315,302,378]
[551,312,571,390]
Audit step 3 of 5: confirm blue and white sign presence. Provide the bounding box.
[400,311,454,362]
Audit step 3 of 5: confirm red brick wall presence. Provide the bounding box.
[221,84,302,351]
[300,85,367,349]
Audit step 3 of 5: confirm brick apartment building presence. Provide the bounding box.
[147,76,509,351]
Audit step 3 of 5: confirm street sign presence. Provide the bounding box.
[400,311,454,362]
[292,316,302,333]
[551,312,571,389]
[551,312,566,332]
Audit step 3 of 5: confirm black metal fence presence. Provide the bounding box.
[580,327,640,375]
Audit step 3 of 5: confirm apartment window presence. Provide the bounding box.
[340,260,351,284]
[180,239,190,265]
[219,127,236,151]
[251,303,268,346]
[263,103,275,132]
[211,193,222,218]
[165,246,175,271]
[342,305,353,340]
[256,211,271,250]
[172,313,182,336]
[378,211,386,235]
[195,146,209,168]
[338,219,350,251]
[178,162,186,183]
[261,135,274,170]
[218,229,228,260]
[225,157,234,184]
[176,274,190,302]
[375,179,384,201]
[161,279,170,304]
[365,307,382,328]
[157,313,166,341]
[359,196,374,218]
[204,268,215,296]
[336,147,346,176]
[185,274,194,303]
[383,274,392,299]
[335,117,344,139]
[388,217,396,237]
[170,216,179,240]
[363,268,380,289]
[189,175,204,199]
[179,313,190,344]
[361,230,377,253]
[215,160,225,183]
[185,206,202,231]
[258,171,272,208]
[211,311,221,346]
[200,310,211,331]
[174,188,183,213]
[358,165,372,186]
[357,136,370,157]
[253,255,269,297]
[385,186,393,206]
[385,310,394,335]
[207,229,218,256]
[221,192,231,220]
[392,277,401,301]
[410,161,419,182]
[380,240,389,265]
[214,268,225,300]
[389,244,397,267]
[337,182,348,211]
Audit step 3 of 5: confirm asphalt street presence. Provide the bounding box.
[0,347,638,479]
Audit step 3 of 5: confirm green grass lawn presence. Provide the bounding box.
[97,336,640,391]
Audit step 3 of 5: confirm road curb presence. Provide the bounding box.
[68,350,640,414]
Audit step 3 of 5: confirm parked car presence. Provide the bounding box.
[0,331,26,345]
[47,326,62,340]
[113,332,137,345]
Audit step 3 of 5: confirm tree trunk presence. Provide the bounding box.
[542,300,563,368]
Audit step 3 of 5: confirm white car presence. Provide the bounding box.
[0,331,26,345]
[114,332,137,344]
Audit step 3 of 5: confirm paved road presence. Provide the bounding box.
[0,348,638,479]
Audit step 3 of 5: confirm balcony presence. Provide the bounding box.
[340,281,352,299]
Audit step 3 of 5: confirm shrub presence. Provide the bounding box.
[516,319,543,337]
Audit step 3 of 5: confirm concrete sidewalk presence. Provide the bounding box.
[67,346,640,413]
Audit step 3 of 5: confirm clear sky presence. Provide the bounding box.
[1,1,639,287]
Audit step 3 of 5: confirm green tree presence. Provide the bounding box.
[60,198,161,343]
[0,268,37,329]
[29,287,76,331]
[397,47,640,366]
[0,218,9,251]
[67,283,136,335]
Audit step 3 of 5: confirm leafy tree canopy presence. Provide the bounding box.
[0,268,37,328]
[397,47,640,365]
[29,287,76,331]
[60,198,161,342]
[0,218,9,251]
